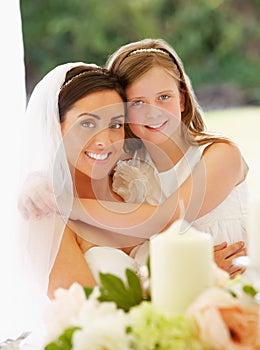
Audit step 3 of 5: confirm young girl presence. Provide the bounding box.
[107,38,248,241]
[105,38,249,275]
[68,38,248,277]
[73,38,248,277]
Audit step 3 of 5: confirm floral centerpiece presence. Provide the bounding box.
[43,264,260,350]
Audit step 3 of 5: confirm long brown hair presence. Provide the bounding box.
[106,38,230,146]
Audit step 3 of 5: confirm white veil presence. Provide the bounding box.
[15,62,100,333]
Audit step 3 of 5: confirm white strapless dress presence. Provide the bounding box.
[84,241,150,284]
[157,145,248,245]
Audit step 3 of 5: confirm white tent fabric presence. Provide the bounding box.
[0,0,27,341]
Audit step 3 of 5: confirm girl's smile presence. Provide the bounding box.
[144,120,168,131]
[126,66,184,144]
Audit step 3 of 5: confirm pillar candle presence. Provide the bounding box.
[150,219,214,315]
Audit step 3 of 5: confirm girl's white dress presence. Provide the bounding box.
[157,144,248,245]
[85,144,248,282]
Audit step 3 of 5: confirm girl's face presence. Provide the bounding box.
[61,90,125,179]
[126,66,185,145]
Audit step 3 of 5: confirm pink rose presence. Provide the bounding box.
[187,287,260,349]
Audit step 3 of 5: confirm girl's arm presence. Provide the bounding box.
[19,142,245,235]
[71,194,178,237]
[214,242,247,278]
[71,142,246,235]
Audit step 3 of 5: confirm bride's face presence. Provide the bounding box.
[61,90,125,179]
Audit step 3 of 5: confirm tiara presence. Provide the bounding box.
[128,48,170,57]
[61,69,106,90]
[61,72,87,90]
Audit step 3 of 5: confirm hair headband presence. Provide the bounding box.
[127,47,183,79]
[61,67,106,91]
[128,48,170,57]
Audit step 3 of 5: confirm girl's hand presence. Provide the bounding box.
[18,172,57,220]
[214,241,247,278]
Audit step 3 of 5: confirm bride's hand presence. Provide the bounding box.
[214,241,247,278]
[18,172,57,220]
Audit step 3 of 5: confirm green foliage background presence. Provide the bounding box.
[21,0,260,106]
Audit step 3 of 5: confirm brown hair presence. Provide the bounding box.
[106,38,230,146]
[59,65,126,122]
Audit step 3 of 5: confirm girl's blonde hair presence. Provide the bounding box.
[107,38,229,146]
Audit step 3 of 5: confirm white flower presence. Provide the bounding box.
[86,285,101,301]
[138,264,150,292]
[43,282,86,342]
[112,159,164,205]
[72,302,131,350]
[76,300,118,326]
[212,262,230,287]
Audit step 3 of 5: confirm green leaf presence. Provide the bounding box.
[243,284,258,297]
[227,289,237,298]
[146,255,151,277]
[83,286,94,298]
[126,269,143,304]
[98,273,129,306]
[44,327,80,350]
[98,268,143,312]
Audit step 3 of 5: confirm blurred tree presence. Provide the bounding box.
[21,0,260,106]
[21,0,161,93]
